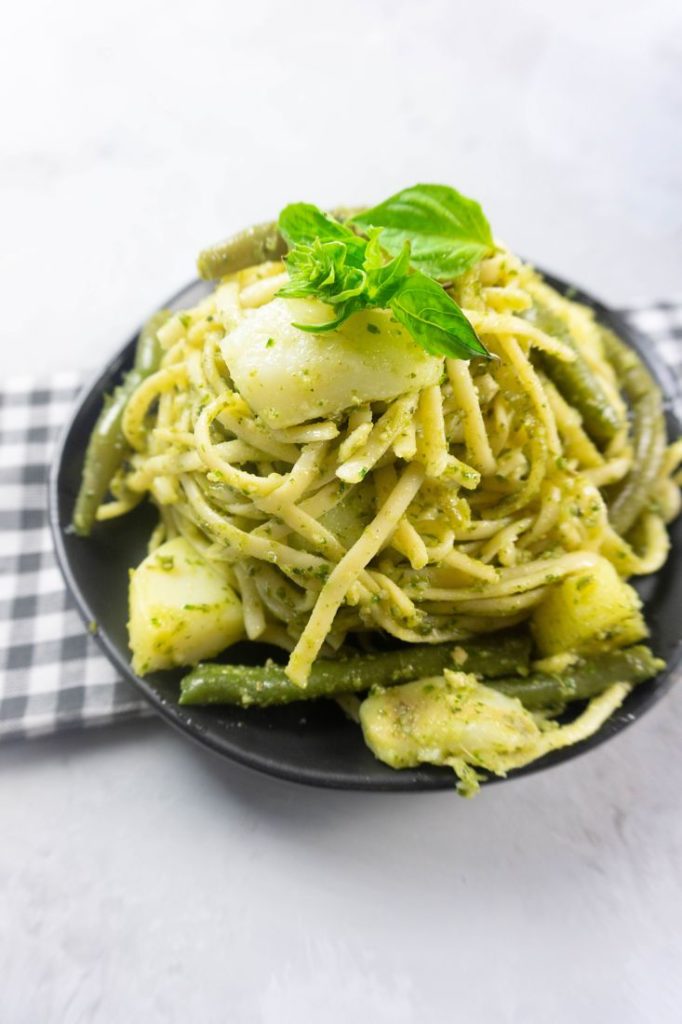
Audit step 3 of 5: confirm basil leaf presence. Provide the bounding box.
[389,273,489,360]
[351,184,493,280]
[278,202,362,256]
[365,242,411,307]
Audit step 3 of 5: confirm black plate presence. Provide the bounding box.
[49,274,682,790]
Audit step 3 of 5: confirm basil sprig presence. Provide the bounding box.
[277,184,494,360]
[278,218,412,333]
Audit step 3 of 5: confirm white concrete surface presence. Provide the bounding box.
[1,1,681,1021]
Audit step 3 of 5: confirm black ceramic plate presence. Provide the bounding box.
[49,273,682,790]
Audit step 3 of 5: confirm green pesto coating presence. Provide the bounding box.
[493,645,662,709]
[599,328,667,535]
[196,208,365,281]
[72,310,171,536]
[178,632,533,707]
[529,301,622,445]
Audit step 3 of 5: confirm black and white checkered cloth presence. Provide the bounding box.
[1,303,681,741]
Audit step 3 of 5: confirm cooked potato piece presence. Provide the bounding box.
[530,556,647,657]
[128,537,244,675]
[360,668,633,795]
[360,671,538,773]
[220,297,443,428]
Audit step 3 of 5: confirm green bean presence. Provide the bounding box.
[493,645,662,709]
[72,310,171,536]
[600,328,667,535]
[529,302,622,444]
[196,208,365,280]
[197,221,287,281]
[178,632,533,707]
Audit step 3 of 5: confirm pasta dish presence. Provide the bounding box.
[73,184,681,793]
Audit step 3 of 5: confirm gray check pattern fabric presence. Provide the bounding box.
[0,373,150,740]
[1,303,680,741]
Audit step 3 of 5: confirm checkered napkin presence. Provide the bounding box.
[1,303,681,741]
[0,373,150,740]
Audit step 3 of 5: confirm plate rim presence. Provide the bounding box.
[48,271,682,791]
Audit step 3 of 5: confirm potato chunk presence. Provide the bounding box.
[360,668,633,795]
[531,556,647,657]
[360,671,538,773]
[220,297,443,427]
[128,537,244,675]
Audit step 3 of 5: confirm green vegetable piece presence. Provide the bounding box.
[178,632,532,707]
[528,301,622,445]
[72,310,170,536]
[197,221,287,280]
[600,328,667,535]
[389,272,490,360]
[492,645,663,708]
[350,183,494,280]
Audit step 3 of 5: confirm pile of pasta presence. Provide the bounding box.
[103,248,682,686]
